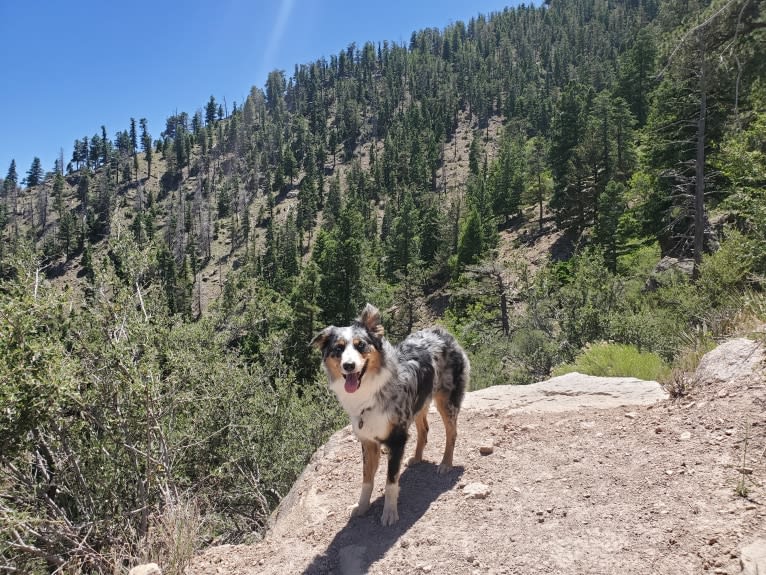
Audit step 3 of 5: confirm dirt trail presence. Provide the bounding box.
[187,339,765,575]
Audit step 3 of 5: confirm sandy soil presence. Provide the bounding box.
[186,341,765,575]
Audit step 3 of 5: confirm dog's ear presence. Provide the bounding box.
[358,303,384,337]
[310,327,334,351]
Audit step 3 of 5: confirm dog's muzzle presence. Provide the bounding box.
[343,360,368,393]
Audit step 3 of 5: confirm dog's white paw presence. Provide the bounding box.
[350,502,369,517]
[380,504,399,526]
[407,456,422,466]
[437,462,452,475]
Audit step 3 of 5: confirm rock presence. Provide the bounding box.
[695,338,765,386]
[462,373,667,413]
[655,256,695,275]
[463,482,491,499]
[129,564,162,575]
[479,445,494,455]
[645,257,695,290]
[625,412,637,419]
[740,539,766,575]
[679,431,692,441]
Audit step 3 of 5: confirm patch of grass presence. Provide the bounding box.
[141,494,204,575]
[553,341,671,381]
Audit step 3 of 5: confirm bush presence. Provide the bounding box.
[553,341,671,381]
[0,260,345,573]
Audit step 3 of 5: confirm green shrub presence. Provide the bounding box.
[553,341,671,381]
[0,260,345,574]
[698,229,758,307]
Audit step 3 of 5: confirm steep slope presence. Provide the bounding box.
[186,337,765,575]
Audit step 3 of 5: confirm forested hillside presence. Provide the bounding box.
[2,0,765,572]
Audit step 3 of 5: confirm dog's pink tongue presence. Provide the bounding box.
[344,372,361,393]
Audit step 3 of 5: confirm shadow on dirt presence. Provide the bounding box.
[301,461,463,574]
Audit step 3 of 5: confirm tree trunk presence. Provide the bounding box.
[494,270,510,337]
[693,29,707,279]
[538,171,544,232]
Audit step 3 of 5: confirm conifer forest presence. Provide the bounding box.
[1,0,765,571]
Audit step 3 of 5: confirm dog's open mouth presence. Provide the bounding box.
[343,361,368,393]
[344,372,361,393]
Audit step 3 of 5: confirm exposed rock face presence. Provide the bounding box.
[695,337,765,386]
[462,373,668,412]
[645,256,695,290]
[741,539,766,575]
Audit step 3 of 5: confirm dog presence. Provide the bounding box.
[311,303,470,526]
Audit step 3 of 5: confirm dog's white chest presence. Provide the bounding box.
[351,406,391,443]
[329,370,394,443]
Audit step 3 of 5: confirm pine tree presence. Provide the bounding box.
[52,172,65,217]
[549,82,591,234]
[491,134,523,224]
[140,118,153,179]
[283,146,298,185]
[596,181,626,273]
[314,206,366,325]
[640,1,759,263]
[206,96,217,126]
[524,137,550,232]
[89,134,103,169]
[77,171,90,210]
[616,28,657,128]
[101,125,110,167]
[288,261,321,384]
[456,207,484,269]
[4,160,19,237]
[58,210,77,259]
[468,132,483,176]
[25,157,43,187]
[322,174,341,230]
[385,190,420,280]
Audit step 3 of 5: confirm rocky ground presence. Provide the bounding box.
[186,338,765,575]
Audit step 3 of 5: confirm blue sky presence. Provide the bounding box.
[0,0,522,182]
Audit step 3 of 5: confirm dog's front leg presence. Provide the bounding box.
[352,440,380,517]
[381,425,408,526]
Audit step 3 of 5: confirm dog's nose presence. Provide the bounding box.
[342,361,356,372]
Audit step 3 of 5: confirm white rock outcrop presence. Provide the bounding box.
[740,539,766,575]
[695,337,764,386]
[128,563,162,575]
[462,372,668,412]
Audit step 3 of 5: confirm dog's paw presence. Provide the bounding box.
[407,455,422,466]
[350,502,369,517]
[380,505,399,526]
[437,462,452,475]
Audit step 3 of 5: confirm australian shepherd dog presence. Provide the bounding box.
[311,303,470,526]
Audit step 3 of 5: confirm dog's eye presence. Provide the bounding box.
[332,344,344,355]
[355,341,368,353]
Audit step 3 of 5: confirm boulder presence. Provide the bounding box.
[462,372,667,413]
[695,338,764,386]
[741,539,766,575]
[129,564,162,575]
[645,256,695,291]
